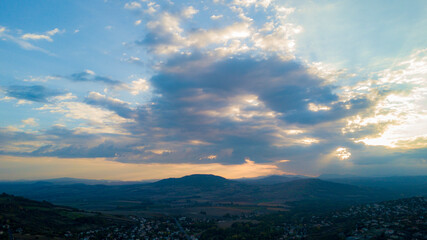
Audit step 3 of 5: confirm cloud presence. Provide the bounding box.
[210,15,223,20]
[181,6,198,18]
[21,33,53,42]
[128,78,150,95]
[101,53,374,168]
[232,0,272,8]
[21,28,64,42]
[38,101,133,135]
[4,85,62,102]
[0,26,51,54]
[21,118,38,127]
[151,54,365,125]
[124,1,141,10]
[341,49,427,149]
[67,70,122,85]
[138,11,252,54]
[134,3,301,58]
[84,92,134,118]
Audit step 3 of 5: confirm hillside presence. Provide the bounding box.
[0,193,133,239]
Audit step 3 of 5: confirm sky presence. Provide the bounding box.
[0,0,426,180]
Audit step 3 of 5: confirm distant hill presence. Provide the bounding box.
[0,174,422,213]
[236,174,306,185]
[153,174,234,188]
[318,174,360,179]
[263,178,389,202]
[0,177,153,185]
[0,193,133,239]
[323,175,427,196]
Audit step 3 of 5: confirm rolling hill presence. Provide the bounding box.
[0,193,133,239]
[0,174,405,213]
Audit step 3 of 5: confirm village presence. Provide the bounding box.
[72,197,427,240]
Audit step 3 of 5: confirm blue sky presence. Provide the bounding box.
[0,0,426,180]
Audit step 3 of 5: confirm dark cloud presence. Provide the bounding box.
[4,85,62,102]
[84,92,134,118]
[116,54,377,166]
[0,127,38,145]
[67,71,121,85]
[145,55,370,127]
[31,140,121,158]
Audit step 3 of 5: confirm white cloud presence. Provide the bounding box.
[210,14,223,20]
[46,28,64,36]
[21,118,38,127]
[52,93,77,101]
[252,23,302,56]
[0,26,53,54]
[37,101,132,134]
[87,91,130,105]
[232,0,272,8]
[17,100,33,105]
[139,2,301,59]
[85,69,95,75]
[134,19,142,26]
[23,75,60,82]
[199,155,217,160]
[147,149,172,155]
[124,1,141,9]
[181,6,198,18]
[308,103,331,112]
[188,22,251,48]
[21,33,53,42]
[21,28,64,42]
[129,78,150,95]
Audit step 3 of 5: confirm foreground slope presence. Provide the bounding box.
[0,193,133,239]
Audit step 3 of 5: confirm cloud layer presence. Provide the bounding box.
[0,0,426,179]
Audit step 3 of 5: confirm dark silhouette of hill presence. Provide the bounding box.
[323,175,427,196]
[0,177,153,185]
[153,174,234,188]
[0,174,420,212]
[263,178,387,201]
[0,193,132,239]
[236,174,306,185]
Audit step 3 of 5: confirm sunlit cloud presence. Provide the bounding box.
[335,147,351,161]
[342,49,427,149]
